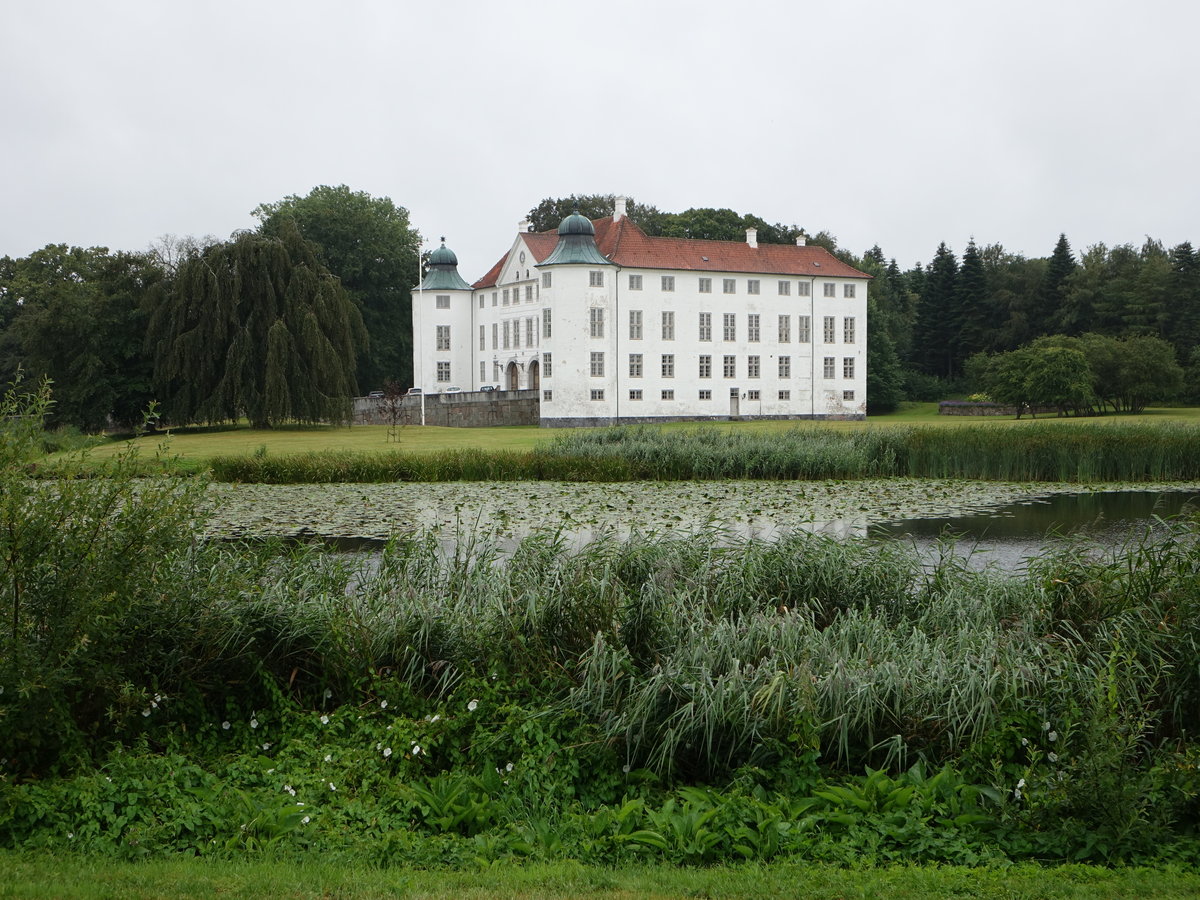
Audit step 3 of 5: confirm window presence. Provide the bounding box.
[747,355,760,378]
[435,325,450,351]
[778,314,790,343]
[526,285,534,301]
[823,357,836,379]
[723,313,736,341]
[512,321,520,349]
[526,317,535,346]
[747,314,760,342]
[629,274,643,290]
[747,390,760,400]
[543,308,551,339]
[844,317,856,344]
[698,312,712,341]
[843,390,855,401]
[843,357,855,379]
[542,272,552,288]
[590,389,605,401]
[798,315,811,343]
[778,390,791,400]
[503,289,510,306]
[699,355,712,378]
[778,280,791,296]
[823,282,836,298]
[590,352,605,377]
[661,311,675,340]
[543,352,552,377]
[661,353,674,378]
[629,389,643,400]
[661,389,675,400]
[747,279,760,295]
[589,270,604,287]
[844,284,856,298]
[699,389,712,400]
[797,282,810,297]
[479,295,484,309]
[492,322,498,349]
[779,355,791,378]
[436,361,450,382]
[723,355,736,378]
[629,353,643,377]
[823,316,836,343]
[480,361,486,381]
[629,309,643,340]
[698,277,712,293]
[543,389,553,401]
[590,307,604,338]
[436,294,450,309]
[479,325,485,351]
[661,275,675,292]
[492,291,498,306]
[723,278,736,294]
[503,321,511,349]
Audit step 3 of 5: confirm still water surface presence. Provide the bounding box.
[871,489,1200,571]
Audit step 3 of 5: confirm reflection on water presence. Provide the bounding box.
[870,490,1200,571]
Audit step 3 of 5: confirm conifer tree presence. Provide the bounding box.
[147,223,364,428]
[912,242,960,376]
[956,238,991,361]
[1037,233,1075,335]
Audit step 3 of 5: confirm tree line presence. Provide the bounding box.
[0,189,1194,429]
[0,186,420,429]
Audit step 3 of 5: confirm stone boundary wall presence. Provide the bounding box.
[353,390,539,427]
[938,401,1057,417]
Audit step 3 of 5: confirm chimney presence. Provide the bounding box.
[746,228,758,249]
[518,218,531,232]
[614,196,627,222]
[795,233,807,246]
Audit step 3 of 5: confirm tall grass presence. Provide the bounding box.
[208,423,1200,483]
[146,523,1199,783]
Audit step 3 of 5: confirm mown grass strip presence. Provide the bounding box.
[3,855,1199,900]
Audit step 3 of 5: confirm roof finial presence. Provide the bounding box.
[440,236,446,244]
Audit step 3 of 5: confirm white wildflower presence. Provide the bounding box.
[284,785,295,796]
[1042,721,1051,731]
[1021,737,1029,747]
[467,699,479,712]
[221,721,231,730]
[324,754,332,762]
[142,709,151,717]
[250,717,259,729]
[622,764,631,774]
[323,689,332,700]
[301,815,310,825]
[412,744,422,756]
[380,700,388,709]
[1048,752,1058,763]
[505,762,513,772]
[320,715,329,725]
[262,742,271,751]
[383,747,392,758]
[1048,731,1058,742]
[329,783,336,791]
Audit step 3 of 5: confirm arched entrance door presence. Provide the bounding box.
[528,359,540,391]
[506,361,520,391]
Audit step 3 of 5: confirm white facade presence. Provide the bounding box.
[412,204,869,425]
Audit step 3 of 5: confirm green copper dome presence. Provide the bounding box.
[418,238,471,291]
[428,241,458,266]
[557,212,595,236]
[538,213,613,268]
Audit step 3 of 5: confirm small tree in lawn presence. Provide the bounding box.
[381,379,407,443]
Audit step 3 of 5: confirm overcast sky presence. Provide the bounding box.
[3,0,1197,281]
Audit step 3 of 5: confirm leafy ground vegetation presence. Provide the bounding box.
[3,380,1200,894]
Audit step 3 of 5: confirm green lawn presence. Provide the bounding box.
[3,856,1199,899]
[73,403,1200,467]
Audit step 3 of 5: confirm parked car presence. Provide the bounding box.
[367,390,384,399]
[479,384,497,392]
[405,386,423,396]
[445,386,463,394]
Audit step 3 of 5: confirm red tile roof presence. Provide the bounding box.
[472,216,869,287]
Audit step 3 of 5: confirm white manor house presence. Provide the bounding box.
[412,198,869,426]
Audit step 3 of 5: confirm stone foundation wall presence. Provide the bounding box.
[353,390,539,427]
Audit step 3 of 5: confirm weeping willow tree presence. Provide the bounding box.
[148,223,365,428]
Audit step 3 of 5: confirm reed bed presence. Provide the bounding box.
[208,524,1200,779]
[208,423,1200,483]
